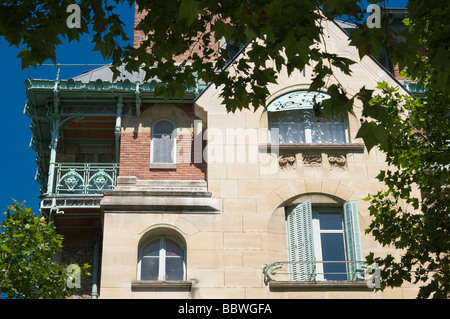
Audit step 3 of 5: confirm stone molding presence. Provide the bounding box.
[100,177,222,213]
[268,280,372,292]
[259,143,365,152]
[131,280,192,292]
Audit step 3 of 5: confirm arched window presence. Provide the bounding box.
[285,199,363,282]
[151,119,176,164]
[267,91,348,144]
[138,236,185,281]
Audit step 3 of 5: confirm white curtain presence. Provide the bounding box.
[269,109,346,144]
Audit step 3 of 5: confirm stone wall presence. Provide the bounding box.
[98,17,421,299]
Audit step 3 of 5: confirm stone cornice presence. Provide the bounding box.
[100,177,222,214]
[259,143,365,153]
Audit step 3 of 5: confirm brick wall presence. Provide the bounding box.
[119,131,206,180]
[133,3,220,63]
[133,3,147,48]
[118,104,206,180]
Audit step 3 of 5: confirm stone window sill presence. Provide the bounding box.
[131,280,192,291]
[259,143,365,152]
[149,163,177,170]
[268,280,372,292]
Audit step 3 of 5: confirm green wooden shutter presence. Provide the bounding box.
[343,200,364,280]
[286,199,315,281]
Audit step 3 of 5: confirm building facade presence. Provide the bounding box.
[25,9,422,299]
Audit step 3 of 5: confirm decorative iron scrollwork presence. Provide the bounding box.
[89,169,113,190]
[61,169,84,191]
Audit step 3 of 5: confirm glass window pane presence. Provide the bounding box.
[269,110,306,144]
[141,257,159,280]
[152,120,175,163]
[310,113,346,143]
[271,124,306,143]
[320,233,347,280]
[165,257,184,281]
[142,240,160,257]
[98,152,114,163]
[165,239,183,257]
[319,212,343,230]
[152,135,175,163]
[269,109,346,144]
[154,120,174,135]
[311,122,346,143]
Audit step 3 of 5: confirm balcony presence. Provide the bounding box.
[40,162,119,210]
[53,163,119,194]
[263,261,376,291]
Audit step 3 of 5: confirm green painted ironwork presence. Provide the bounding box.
[404,80,426,98]
[52,163,119,195]
[262,261,367,284]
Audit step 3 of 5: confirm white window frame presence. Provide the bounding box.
[150,119,177,165]
[285,199,363,282]
[138,236,186,281]
[312,207,347,281]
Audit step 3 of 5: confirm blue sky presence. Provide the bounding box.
[0,0,408,219]
[0,3,135,217]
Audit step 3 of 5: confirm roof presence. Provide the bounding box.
[73,63,145,83]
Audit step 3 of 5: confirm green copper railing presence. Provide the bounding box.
[52,163,119,195]
[262,261,368,284]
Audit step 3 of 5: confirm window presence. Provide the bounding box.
[150,119,176,164]
[78,145,115,163]
[285,199,363,282]
[267,91,348,144]
[313,208,348,281]
[139,236,185,281]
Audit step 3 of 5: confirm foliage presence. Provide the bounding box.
[363,81,449,298]
[359,7,450,298]
[1,0,449,298]
[2,0,447,145]
[0,201,90,299]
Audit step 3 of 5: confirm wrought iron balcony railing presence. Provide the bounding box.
[263,260,371,284]
[52,162,119,195]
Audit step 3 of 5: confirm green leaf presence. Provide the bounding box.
[178,0,201,26]
[213,20,235,41]
[376,81,389,90]
[356,121,388,152]
[1,244,12,254]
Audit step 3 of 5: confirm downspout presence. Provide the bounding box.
[46,117,60,197]
[136,68,141,116]
[91,239,100,299]
[46,115,83,198]
[115,96,123,163]
[46,75,61,196]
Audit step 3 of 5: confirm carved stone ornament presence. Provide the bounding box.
[302,154,322,167]
[328,154,347,170]
[279,154,297,169]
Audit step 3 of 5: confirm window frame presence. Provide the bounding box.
[312,207,348,281]
[285,199,363,283]
[150,119,177,167]
[137,235,186,282]
[268,109,350,144]
[79,145,115,163]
